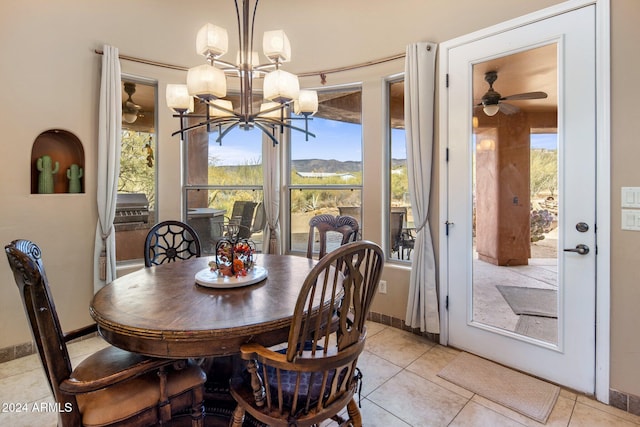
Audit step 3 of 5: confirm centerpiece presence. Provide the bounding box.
[209,238,255,277]
[195,236,267,288]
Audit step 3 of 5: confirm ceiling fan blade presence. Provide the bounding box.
[501,91,548,101]
[499,102,520,115]
[125,101,141,110]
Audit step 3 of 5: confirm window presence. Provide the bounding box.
[119,79,157,211]
[119,131,156,209]
[183,119,264,255]
[388,78,413,262]
[287,87,363,256]
[116,78,157,265]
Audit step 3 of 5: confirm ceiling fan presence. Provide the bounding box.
[122,82,142,124]
[476,70,547,116]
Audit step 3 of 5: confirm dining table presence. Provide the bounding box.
[90,253,326,425]
[90,254,322,359]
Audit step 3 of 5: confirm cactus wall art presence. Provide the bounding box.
[36,155,59,194]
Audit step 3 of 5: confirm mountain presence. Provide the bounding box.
[214,158,406,172]
[292,158,406,173]
[292,159,360,173]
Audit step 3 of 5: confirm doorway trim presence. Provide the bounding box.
[437,0,610,403]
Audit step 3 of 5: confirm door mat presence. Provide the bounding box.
[437,352,560,423]
[497,285,557,318]
[516,315,558,343]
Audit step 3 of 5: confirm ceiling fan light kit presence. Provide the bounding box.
[477,70,547,117]
[166,0,318,145]
[483,104,500,117]
[122,82,142,124]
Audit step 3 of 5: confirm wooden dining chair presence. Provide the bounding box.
[306,214,360,259]
[144,220,202,267]
[229,240,384,427]
[4,239,206,427]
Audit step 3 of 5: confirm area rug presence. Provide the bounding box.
[497,285,557,318]
[516,315,558,343]
[437,352,560,423]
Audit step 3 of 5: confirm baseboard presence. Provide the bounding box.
[609,388,640,417]
[367,311,439,343]
[0,332,99,364]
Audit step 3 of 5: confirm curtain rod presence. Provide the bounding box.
[94,49,405,84]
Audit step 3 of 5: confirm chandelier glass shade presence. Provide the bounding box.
[166,0,318,145]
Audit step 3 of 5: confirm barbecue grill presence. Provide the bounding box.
[115,193,149,226]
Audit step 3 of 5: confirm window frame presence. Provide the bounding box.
[285,84,364,256]
[120,74,159,216]
[386,74,413,263]
[181,94,266,253]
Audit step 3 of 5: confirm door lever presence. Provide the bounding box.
[563,244,589,255]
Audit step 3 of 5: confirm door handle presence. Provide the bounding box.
[563,244,589,255]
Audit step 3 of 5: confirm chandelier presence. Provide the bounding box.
[166,0,318,145]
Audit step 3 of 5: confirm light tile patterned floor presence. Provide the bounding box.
[1,322,639,426]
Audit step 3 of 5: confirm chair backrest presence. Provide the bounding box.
[5,240,80,421]
[391,206,408,225]
[338,206,361,220]
[271,241,384,418]
[230,201,258,239]
[250,202,267,234]
[390,211,405,253]
[144,220,202,267]
[306,214,360,259]
[290,240,383,359]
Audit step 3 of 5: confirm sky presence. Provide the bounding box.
[208,116,363,166]
[530,133,558,150]
[208,118,557,166]
[291,117,363,161]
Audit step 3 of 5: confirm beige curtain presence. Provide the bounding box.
[262,136,282,254]
[93,45,122,292]
[404,42,440,334]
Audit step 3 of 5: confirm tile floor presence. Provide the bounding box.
[1,322,639,426]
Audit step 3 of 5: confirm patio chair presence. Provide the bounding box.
[230,201,258,239]
[338,206,361,221]
[306,214,359,259]
[250,202,267,235]
[390,207,415,260]
[390,210,405,258]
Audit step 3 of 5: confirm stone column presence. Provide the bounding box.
[475,111,531,266]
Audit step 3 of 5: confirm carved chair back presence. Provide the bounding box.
[306,214,360,259]
[144,220,202,267]
[5,240,76,416]
[5,239,207,427]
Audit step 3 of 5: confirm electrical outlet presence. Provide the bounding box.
[378,280,387,294]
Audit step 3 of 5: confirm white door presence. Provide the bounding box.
[444,5,596,393]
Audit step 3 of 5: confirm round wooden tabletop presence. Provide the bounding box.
[90,254,318,358]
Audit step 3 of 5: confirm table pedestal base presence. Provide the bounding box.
[200,356,265,427]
